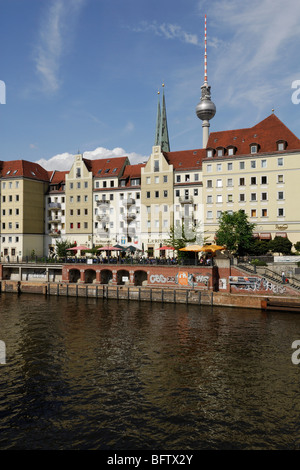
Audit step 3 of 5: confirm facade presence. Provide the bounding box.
[1,105,300,259]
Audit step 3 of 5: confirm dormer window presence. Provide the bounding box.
[250,143,259,154]
[206,148,214,158]
[216,147,224,157]
[227,146,237,156]
[277,140,287,151]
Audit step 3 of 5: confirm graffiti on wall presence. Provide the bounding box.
[229,276,286,294]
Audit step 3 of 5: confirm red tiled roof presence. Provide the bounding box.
[163,148,206,170]
[206,113,300,156]
[0,160,50,181]
[120,163,145,179]
[83,156,129,177]
[49,170,68,184]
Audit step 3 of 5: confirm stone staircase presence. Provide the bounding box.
[237,263,300,293]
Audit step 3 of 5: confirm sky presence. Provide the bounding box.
[1,0,300,171]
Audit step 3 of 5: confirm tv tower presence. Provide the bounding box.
[195,15,216,148]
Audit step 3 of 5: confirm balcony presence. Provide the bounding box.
[97,199,110,208]
[49,230,61,237]
[122,212,136,222]
[49,202,61,209]
[48,216,61,223]
[96,215,109,223]
[122,198,135,207]
[179,196,194,204]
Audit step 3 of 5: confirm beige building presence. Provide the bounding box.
[0,160,49,259]
[203,113,300,244]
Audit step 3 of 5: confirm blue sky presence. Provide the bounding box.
[1,0,300,170]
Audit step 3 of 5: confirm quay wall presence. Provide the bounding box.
[1,279,299,311]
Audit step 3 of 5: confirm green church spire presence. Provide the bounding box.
[154,84,170,152]
[160,84,170,152]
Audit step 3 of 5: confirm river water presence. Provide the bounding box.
[0,292,299,450]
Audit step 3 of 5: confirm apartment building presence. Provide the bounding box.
[0,160,49,259]
[1,112,300,260]
[203,113,300,244]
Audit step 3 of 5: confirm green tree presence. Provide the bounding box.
[294,241,300,252]
[268,236,292,255]
[215,210,255,256]
[55,239,76,258]
[164,221,208,258]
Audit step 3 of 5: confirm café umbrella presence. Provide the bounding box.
[66,245,89,254]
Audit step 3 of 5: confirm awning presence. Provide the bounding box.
[275,232,287,238]
[252,233,259,238]
[260,233,272,240]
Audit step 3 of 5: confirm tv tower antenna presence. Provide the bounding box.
[195,14,216,148]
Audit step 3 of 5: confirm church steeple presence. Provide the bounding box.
[154,84,170,152]
[155,90,161,146]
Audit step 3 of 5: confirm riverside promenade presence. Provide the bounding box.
[1,256,300,310]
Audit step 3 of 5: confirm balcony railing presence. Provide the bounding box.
[122,198,135,207]
[48,202,61,209]
[179,196,194,204]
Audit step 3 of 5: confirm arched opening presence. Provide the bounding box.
[134,270,147,286]
[117,270,130,285]
[69,269,81,283]
[85,269,96,284]
[100,269,112,285]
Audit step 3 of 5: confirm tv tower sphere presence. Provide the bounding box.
[196,84,216,121]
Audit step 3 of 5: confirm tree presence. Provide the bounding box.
[55,239,76,258]
[215,210,255,256]
[164,221,208,258]
[268,236,292,255]
[294,241,300,252]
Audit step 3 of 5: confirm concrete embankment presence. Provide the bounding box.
[2,279,300,311]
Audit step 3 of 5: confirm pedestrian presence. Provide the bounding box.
[282,271,285,283]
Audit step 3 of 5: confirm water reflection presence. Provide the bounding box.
[0,293,300,449]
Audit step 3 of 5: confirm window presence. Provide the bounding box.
[70,196,73,203]
[194,189,198,196]
[146,206,151,214]
[278,191,284,200]
[251,209,257,218]
[207,180,213,188]
[163,175,168,183]
[146,192,150,198]
[261,192,268,201]
[155,191,159,198]
[251,193,257,201]
[77,196,80,202]
[207,211,213,219]
[110,181,114,188]
[228,148,234,156]
[103,181,107,188]
[277,142,286,151]
[251,160,256,168]
[207,164,212,172]
[217,210,222,219]
[262,209,268,217]
[185,174,190,182]
[217,163,222,172]
[261,176,268,185]
[278,208,285,217]
[146,177,151,184]
[207,195,213,204]
[240,161,245,170]
[277,175,284,183]
[217,149,223,157]
[84,182,88,188]
[277,157,283,166]
[239,194,245,202]
[261,159,267,168]
[216,195,222,203]
[77,223,81,229]
[176,175,181,182]
[228,194,233,203]
[77,182,80,189]
[216,179,222,188]
[163,190,168,198]
[194,174,199,182]
[155,176,159,184]
[251,145,258,154]
[70,223,73,229]
[251,177,257,185]
[239,178,245,186]
[70,183,73,189]
[84,222,88,229]
[207,149,213,158]
[154,160,159,172]
[227,178,233,187]
[227,163,233,171]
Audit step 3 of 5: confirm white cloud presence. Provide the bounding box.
[132,21,200,46]
[34,0,86,93]
[36,147,147,171]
